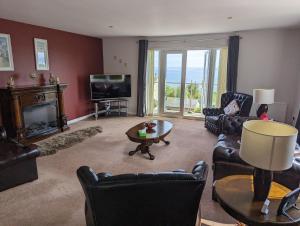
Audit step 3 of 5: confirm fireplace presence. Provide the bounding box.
[0,84,68,144]
[23,101,58,138]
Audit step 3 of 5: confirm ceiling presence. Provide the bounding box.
[1,0,300,37]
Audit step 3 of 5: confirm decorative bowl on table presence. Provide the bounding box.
[144,122,156,133]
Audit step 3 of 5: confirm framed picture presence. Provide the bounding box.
[34,38,49,70]
[0,33,14,71]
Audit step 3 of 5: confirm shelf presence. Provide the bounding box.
[94,98,128,119]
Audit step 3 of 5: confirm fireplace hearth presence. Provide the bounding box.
[0,84,68,144]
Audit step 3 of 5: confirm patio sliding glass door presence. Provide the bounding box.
[146,48,227,118]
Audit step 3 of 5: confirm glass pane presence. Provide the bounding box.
[184,50,209,117]
[211,48,228,107]
[164,53,182,113]
[153,50,159,114]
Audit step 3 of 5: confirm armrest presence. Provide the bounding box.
[173,169,186,173]
[97,172,113,179]
[0,127,7,141]
[77,166,99,186]
[192,161,208,181]
[202,108,223,116]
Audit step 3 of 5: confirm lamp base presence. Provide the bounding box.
[257,104,269,118]
[253,168,273,201]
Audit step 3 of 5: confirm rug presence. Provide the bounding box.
[0,117,237,226]
[36,126,102,156]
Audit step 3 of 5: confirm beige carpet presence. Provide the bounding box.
[0,116,235,226]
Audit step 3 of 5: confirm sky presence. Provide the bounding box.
[154,50,208,69]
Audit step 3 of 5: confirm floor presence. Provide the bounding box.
[0,116,235,226]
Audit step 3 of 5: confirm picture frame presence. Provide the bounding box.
[0,33,14,71]
[34,38,49,70]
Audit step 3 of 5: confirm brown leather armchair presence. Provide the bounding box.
[77,161,208,226]
[203,92,253,135]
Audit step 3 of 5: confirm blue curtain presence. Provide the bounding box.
[227,36,240,92]
[137,40,148,117]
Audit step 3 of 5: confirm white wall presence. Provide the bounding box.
[292,77,300,124]
[289,30,300,124]
[102,37,139,114]
[102,29,300,122]
[237,29,300,123]
[292,53,300,124]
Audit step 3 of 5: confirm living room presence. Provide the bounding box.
[1,1,300,226]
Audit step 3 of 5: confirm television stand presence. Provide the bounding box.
[94,98,128,120]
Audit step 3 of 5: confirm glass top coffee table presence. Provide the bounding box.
[126,120,173,160]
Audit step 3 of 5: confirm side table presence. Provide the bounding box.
[215,175,300,226]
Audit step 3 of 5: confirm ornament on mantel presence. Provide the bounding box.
[56,76,60,84]
[49,73,56,85]
[29,72,38,81]
[6,76,15,87]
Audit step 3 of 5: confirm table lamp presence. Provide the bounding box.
[240,120,298,201]
[253,89,274,118]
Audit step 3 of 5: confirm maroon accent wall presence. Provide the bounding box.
[0,18,103,120]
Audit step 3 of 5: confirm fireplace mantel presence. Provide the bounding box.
[0,84,68,144]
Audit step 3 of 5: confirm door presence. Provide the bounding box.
[160,51,186,115]
[183,50,210,117]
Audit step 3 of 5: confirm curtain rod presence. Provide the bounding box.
[137,36,242,44]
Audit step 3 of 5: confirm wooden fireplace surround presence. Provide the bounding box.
[0,84,68,144]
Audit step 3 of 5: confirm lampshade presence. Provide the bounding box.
[240,120,297,171]
[253,89,275,104]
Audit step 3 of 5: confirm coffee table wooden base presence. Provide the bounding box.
[128,138,170,160]
[126,120,173,160]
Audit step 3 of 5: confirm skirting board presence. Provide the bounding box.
[67,113,95,125]
[67,112,136,125]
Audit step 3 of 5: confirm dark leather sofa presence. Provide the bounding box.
[203,92,253,135]
[77,161,208,226]
[0,127,40,191]
[212,116,300,200]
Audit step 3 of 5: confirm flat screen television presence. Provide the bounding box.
[90,74,131,100]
